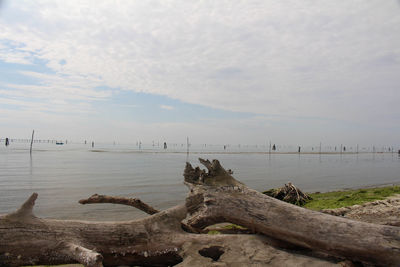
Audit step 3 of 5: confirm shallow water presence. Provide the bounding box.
[0,143,399,220]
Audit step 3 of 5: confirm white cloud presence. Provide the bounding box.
[160,105,174,110]
[0,96,94,114]
[0,0,399,143]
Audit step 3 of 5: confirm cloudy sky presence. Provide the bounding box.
[0,0,399,146]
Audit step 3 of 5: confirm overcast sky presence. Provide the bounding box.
[0,0,399,146]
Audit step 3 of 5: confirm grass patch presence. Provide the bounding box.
[222,224,247,230]
[207,230,221,235]
[303,185,400,210]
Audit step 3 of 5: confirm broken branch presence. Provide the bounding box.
[79,194,159,215]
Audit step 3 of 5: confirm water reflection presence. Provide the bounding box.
[29,154,33,190]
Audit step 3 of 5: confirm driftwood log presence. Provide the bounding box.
[1,158,400,267]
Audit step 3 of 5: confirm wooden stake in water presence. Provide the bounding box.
[30,130,34,155]
[186,137,189,162]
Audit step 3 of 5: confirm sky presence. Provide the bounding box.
[0,0,400,146]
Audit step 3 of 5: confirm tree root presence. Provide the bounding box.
[263,182,312,205]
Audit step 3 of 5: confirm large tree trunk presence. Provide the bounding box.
[1,193,187,267]
[1,158,399,267]
[0,194,338,267]
[183,159,400,266]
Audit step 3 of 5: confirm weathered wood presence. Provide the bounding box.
[79,194,159,215]
[183,159,400,266]
[0,195,338,267]
[1,158,399,266]
[263,182,312,205]
[78,194,199,234]
[30,130,34,154]
[62,243,103,267]
[1,200,188,267]
[4,192,38,221]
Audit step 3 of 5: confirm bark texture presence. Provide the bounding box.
[183,159,400,266]
[1,158,399,267]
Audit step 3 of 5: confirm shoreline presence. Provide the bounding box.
[308,181,400,194]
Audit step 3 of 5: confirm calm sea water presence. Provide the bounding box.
[1,142,399,221]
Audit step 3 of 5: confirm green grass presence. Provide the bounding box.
[303,185,400,210]
[222,224,247,230]
[207,230,221,235]
[206,223,247,235]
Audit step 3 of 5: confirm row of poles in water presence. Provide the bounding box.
[133,139,399,154]
[1,134,399,154]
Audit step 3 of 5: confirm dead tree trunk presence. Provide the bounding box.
[183,159,400,266]
[0,158,399,267]
[0,193,339,267]
[0,193,188,266]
